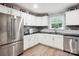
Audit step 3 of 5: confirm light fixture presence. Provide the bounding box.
[33,4,38,9]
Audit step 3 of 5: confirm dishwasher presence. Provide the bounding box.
[64,35,79,55]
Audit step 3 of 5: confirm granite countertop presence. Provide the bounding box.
[40,29,79,37]
[24,29,79,37]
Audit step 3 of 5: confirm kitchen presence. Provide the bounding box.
[0,3,79,56]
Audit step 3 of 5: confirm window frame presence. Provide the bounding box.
[48,14,65,30]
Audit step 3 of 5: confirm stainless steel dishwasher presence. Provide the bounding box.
[64,35,79,55]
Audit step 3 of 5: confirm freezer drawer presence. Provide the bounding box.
[0,43,17,56]
[8,43,17,56]
[0,45,8,56]
[16,41,23,55]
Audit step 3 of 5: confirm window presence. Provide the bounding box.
[49,14,65,30]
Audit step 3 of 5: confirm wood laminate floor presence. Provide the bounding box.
[21,44,75,56]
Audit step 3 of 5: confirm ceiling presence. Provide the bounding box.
[14,3,78,14]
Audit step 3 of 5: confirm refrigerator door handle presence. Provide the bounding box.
[11,18,16,40]
[11,18,12,40]
[13,18,15,40]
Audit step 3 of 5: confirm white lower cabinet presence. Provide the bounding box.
[53,35,63,50]
[23,34,38,50]
[29,34,38,48]
[39,34,54,47]
[45,34,55,47]
[24,35,30,50]
[38,33,63,50]
[24,33,63,51]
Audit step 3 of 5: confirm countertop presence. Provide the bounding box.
[24,29,79,37]
[40,29,79,37]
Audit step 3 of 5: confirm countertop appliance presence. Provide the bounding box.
[64,35,79,55]
[0,13,23,56]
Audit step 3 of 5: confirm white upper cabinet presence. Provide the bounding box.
[0,5,11,14]
[66,9,79,25]
[41,16,48,26]
[23,13,48,26]
[35,16,42,26]
[25,14,35,26]
[34,16,48,26]
[23,13,31,25]
[22,13,28,25]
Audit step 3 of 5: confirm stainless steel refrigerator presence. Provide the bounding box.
[0,13,23,56]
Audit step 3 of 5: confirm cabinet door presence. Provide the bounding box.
[29,34,34,47]
[35,34,39,43]
[29,34,38,47]
[38,34,45,44]
[24,34,38,49]
[36,17,42,26]
[23,35,30,50]
[41,16,48,26]
[54,35,63,50]
[39,34,54,47]
[31,34,38,45]
[66,10,79,25]
[23,13,27,25]
[44,34,54,47]
[31,15,35,26]
[35,16,48,26]
[26,14,34,25]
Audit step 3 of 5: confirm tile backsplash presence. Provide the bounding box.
[24,26,48,34]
